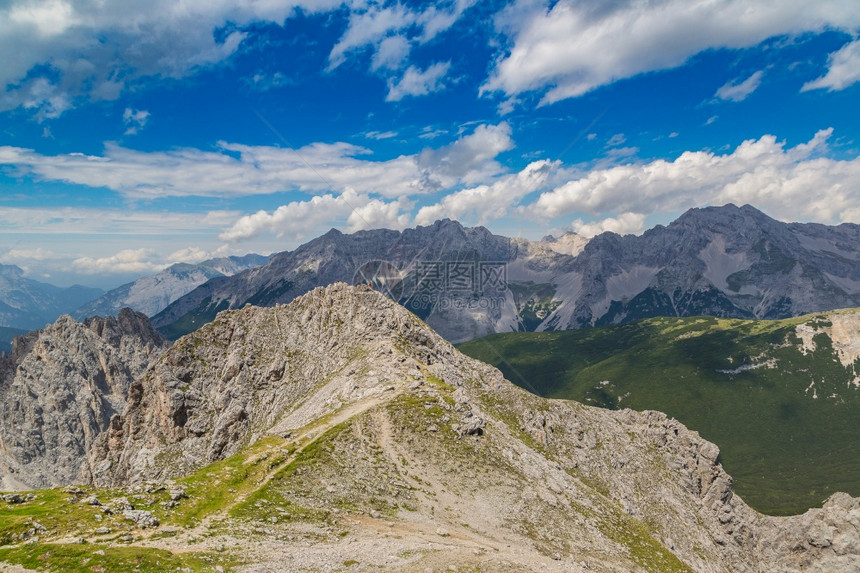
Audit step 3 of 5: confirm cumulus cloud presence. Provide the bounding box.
[715,70,764,102]
[0,247,62,263]
[802,38,860,92]
[71,248,166,275]
[0,123,513,199]
[483,0,860,105]
[571,213,646,238]
[415,159,557,225]
[525,128,860,224]
[219,188,411,242]
[386,62,451,101]
[166,246,216,264]
[0,0,362,116]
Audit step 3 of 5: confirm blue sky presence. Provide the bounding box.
[1,0,859,288]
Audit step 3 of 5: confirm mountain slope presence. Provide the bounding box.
[459,309,860,515]
[1,284,858,571]
[152,205,860,343]
[0,309,169,490]
[0,265,103,330]
[74,254,269,320]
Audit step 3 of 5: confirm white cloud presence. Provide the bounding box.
[328,4,413,70]
[571,213,646,238]
[167,246,217,264]
[386,62,451,101]
[483,0,860,104]
[0,123,513,199]
[416,122,514,187]
[802,38,860,91]
[0,205,238,236]
[371,35,411,71]
[606,133,627,146]
[525,128,860,225]
[0,247,62,263]
[71,248,166,275]
[365,130,398,140]
[328,0,474,72]
[715,70,764,102]
[123,107,150,135]
[219,188,411,242]
[0,0,343,116]
[415,159,557,225]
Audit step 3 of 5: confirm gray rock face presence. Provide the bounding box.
[96,284,444,484]
[0,308,169,490]
[93,283,859,571]
[152,205,860,343]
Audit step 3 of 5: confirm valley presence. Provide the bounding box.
[459,310,860,515]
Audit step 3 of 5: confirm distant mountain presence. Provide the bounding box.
[152,204,860,342]
[0,264,104,330]
[74,254,269,319]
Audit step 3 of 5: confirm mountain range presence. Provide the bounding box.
[152,204,860,343]
[1,284,858,572]
[73,254,269,320]
[0,265,103,331]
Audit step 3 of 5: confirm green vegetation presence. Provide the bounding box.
[459,311,860,515]
[170,436,290,527]
[0,485,235,572]
[0,544,224,572]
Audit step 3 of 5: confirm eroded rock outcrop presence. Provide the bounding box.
[0,309,168,489]
[91,283,860,571]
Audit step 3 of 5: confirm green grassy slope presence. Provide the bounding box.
[459,311,860,516]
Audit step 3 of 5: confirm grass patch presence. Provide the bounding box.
[0,543,230,572]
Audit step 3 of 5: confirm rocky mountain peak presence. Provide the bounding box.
[97,283,457,484]
[0,310,169,490]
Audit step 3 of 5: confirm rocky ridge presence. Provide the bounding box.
[67,283,860,572]
[0,308,169,490]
